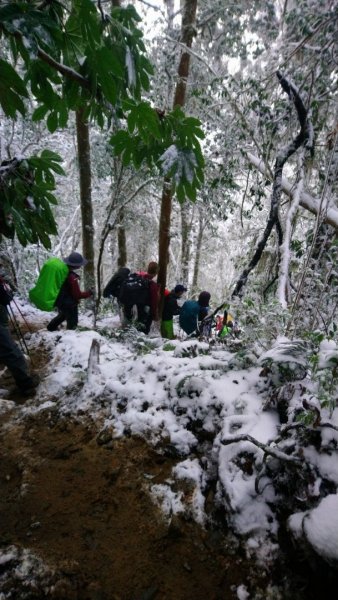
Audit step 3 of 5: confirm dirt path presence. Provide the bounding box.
[1,325,336,599]
[0,407,261,600]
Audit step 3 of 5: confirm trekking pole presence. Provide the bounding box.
[11,296,33,334]
[7,304,31,357]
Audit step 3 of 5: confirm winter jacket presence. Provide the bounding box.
[55,271,91,309]
[162,291,181,321]
[137,271,159,320]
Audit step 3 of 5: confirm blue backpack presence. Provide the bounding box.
[179,300,200,334]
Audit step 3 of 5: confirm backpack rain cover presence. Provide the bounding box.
[29,258,69,311]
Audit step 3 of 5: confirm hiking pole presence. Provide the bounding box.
[7,304,31,357]
[11,296,33,334]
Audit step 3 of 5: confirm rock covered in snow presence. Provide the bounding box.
[288,493,338,568]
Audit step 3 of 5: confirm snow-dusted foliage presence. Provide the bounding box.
[4,299,336,572]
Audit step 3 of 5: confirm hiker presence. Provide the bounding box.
[103,266,130,325]
[215,315,223,333]
[179,291,211,336]
[121,261,159,334]
[47,252,93,331]
[103,267,130,301]
[161,284,187,339]
[0,273,38,395]
[218,309,234,339]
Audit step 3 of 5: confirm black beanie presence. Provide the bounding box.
[198,291,210,307]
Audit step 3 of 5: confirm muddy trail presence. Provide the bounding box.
[0,408,258,600]
[0,325,336,599]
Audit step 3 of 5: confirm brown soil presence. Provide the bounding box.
[0,405,261,600]
[0,324,328,600]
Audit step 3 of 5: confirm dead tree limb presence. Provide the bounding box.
[221,433,302,465]
[232,72,314,298]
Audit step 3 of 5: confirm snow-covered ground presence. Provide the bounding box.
[1,300,338,572]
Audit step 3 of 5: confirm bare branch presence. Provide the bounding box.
[221,434,302,465]
[232,74,312,298]
[246,151,338,230]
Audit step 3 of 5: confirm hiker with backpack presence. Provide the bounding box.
[179,291,211,336]
[161,284,187,339]
[103,267,130,302]
[103,266,130,324]
[0,270,39,396]
[218,309,234,339]
[47,252,93,331]
[120,261,159,334]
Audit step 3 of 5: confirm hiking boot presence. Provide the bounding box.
[18,374,40,397]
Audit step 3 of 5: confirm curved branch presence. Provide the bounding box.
[246,151,338,230]
[221,434,302,465]
[232,72,313,298]
[37,46,91,90]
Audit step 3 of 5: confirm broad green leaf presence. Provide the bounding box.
[32,104,49,121]
[46,111,58,133]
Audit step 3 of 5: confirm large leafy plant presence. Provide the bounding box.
[0,150,64,248]
[110,102,204,201]
[0,0,205,247]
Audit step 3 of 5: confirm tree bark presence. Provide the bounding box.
[117,207,127,267]
[180,202,192,284]
[246,151,338,231]
[191,207,204,295]
[158,0,198,316]
[76,107,95,293]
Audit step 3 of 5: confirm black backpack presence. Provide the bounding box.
[119,273,151,306]
[103,267,130,299]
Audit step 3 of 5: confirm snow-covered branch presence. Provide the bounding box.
[37,47,91,90]
[246,152,338,230]
[221,434,302,465]
[277,151,305,308]
[232,72,313,299]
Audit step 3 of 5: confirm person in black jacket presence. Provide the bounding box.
[0,270,38,396]
[161,284,187,339]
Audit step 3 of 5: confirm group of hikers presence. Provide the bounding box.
[102,259,239,341]
[0,251,238,395]
[103,261,212,338]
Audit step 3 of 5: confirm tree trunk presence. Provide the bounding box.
[158,0,198,315]
[117,207,127,267]
[76,107,95,293]
[180,202,192,284]
[191,208,204,295]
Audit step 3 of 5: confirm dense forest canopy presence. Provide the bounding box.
[0,0,337,329]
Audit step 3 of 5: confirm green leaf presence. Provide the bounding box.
[0,59,28,97]
[32,105,49,122]
[176,183,185,203]
[0,59,28,117]
[46,111,58,133]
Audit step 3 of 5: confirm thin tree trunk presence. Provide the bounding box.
[191,208,204,295]
[158,0,198,316]
[117,207,127,267]
[180,202,191,283]
[76,107,95,293]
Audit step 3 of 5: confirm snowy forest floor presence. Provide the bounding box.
[0,314,337,600]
